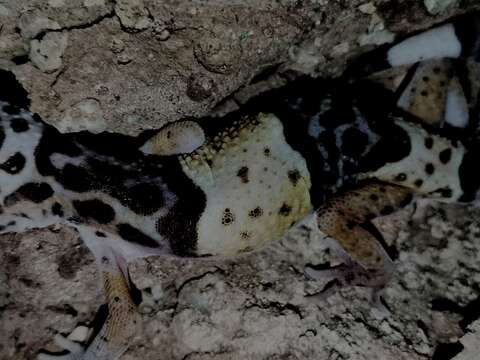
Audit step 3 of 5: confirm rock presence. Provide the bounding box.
[29,32,68,73]
[1,1,477,135]
[114,0,152,32]
[424,0,459,15]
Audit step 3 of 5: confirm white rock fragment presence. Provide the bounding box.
[453,321,480,360]
[67,326,91,342]
[48,0,65,7]
[0,4,11,16]
[84,0,105,6]
[445,77,469,128]
[358,2,376,15]
[110,38,125,53]
[358,30,395,46]
[115,0,151,31]
[29,32,69,73]
[18,15,61,39]
[331,42,350,57]
[288,44,325,74]
[424,0,458,15]
[57,98,107,133]
[387,24,462,67]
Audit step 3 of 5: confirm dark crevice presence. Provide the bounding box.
[11,54,29,65]
[170,267,225,317]
[244,300,304,320]
[85,304,108,348]
[431,296,480,331]
[432,341,464,360]
[416,319,430,339]
[250,63,283,84]
[45,304,78,317]
[33,10,116,41]
[175,267,225,297]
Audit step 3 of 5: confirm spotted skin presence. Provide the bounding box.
[0,13,479,360]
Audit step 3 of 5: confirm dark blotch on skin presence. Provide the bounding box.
[73,199,115,224]
[0,152,25,174]
[279,203,292,216]
[359,123,411,173]
[0,127,5,150]
[380,205,394,216]
[0,70,31,110]
[414,179,424,188]
[237,166,249,183]
[439,148,452,164]
[263,147,271,156]
[117,224,158,247]
[439,187,452,198]
[425,163,435,175]
[126,183,165,215]
[248,207,263,218]
[240,231,251,239]
[59,164,93,192]
[95,231,106,238]
[10,117,29,132]
[16,182,54,203]
[157,158,206,256]
[51,202,64,217]
[2,104,20,115]
[221,209,235,225]
[400,193,414,207]
[425,137,434,149]
[287,169,301,186]
[341,127,369,157]
[458,146,480,202]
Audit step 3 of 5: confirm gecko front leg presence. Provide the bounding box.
[306,181,414,302]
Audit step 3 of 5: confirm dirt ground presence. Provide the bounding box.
[1,1,480,359]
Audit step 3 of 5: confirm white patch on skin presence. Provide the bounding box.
[50,153,85,169]
[181,113,312,256]
[445,77,469,128]
[366,120,466,201]
[387,24,462,67]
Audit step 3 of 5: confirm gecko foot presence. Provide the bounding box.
[37,334,86,360]
[304,262,392,316]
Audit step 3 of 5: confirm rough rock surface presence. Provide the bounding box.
[1,1,480,360]
[2,202,480,359]
[1,0,479,134]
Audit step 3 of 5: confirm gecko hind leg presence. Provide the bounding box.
[306,181,414,304]
[38,247,140,360]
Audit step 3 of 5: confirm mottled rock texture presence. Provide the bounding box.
[0,0,479,134]
[1,1,480,359]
